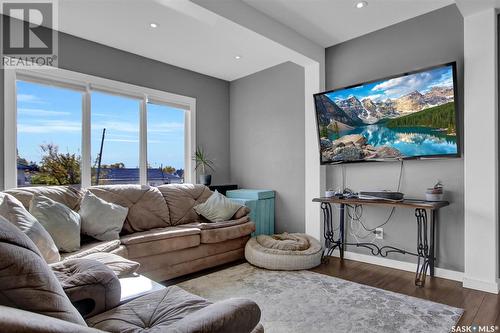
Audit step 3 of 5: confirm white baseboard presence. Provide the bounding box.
[329,250,464,282]
[462,276,500,294]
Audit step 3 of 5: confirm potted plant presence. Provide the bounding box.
[193,147,215,186]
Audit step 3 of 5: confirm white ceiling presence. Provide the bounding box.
[56,0,294,81]
[53,0,458,81]
[241,0,455,47]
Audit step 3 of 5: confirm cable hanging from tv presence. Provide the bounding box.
[342,160,404,241]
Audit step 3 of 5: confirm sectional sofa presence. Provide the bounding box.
[0,214,263,332]
[0,183,263,332]
[4,183,256,281]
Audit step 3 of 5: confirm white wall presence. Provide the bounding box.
[462,8,499,293]
[324,5,465,272]
[194,0,325,240]
[230,62,305,233]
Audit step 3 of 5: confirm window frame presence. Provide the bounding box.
[4,67,196,189]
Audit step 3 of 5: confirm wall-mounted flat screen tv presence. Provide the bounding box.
[314,62,460,164]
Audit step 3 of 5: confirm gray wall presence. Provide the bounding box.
[230,62,305,233]
[325,5,464,272]
[0,31,230,189]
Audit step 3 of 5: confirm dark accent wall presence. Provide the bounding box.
[325,5,464,271]
[229,62,305,233]
[0,31,230,189]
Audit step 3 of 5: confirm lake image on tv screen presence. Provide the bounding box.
[315,64,458,163]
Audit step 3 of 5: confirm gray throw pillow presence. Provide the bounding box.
[79,191,128,241]
[194,190,243,222]
[30,195,81,253]
[0,193,60,263]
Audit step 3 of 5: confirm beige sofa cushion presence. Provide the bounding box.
[200,221,256,244]
[5,186,82,211]
[51,259,121,318]
[121,226,200,245]
[180,216,250,230]
[0,305,102,333]
[136,236,250,273]
[87,286,210,331]
[87,286,261,333]
[82,252,140,277]
[157,184,212,225]
[62,239,121,260]
[121,227,200,259]
[88,185,170,234]
[0,216,87,326]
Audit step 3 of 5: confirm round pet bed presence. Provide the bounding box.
[245,233,322,270]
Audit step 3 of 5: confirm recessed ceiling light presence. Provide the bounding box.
[149,23,158,28]
[235,55,242,60]
[355,1,368,9]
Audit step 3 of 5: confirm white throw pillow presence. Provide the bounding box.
[194,190,243,222]
[0,193,60,263]
[30,195,81,253]
[79,191,128,241]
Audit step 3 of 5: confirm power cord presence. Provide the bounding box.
[347,159,404,234]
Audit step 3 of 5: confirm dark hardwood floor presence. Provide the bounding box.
[311,256,500,327]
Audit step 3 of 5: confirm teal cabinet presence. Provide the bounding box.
[227,189,275,236]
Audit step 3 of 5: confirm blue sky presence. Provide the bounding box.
[326,64,454,103]
[17,81,185,170]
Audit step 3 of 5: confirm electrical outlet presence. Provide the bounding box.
[375,228,384,239]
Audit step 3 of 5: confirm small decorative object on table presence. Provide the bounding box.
[325,189,336,198]
[193,146,215,186]
[426,181,444,202]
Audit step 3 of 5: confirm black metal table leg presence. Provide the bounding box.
[320,202,346,262]
[415,208,430,286]
[339,203,345,260]
[320,202,334,261]
[429,210,436,277]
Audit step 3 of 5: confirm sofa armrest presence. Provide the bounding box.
[170,298,261,333]
[232,206,251,220]
[51,259,121,318]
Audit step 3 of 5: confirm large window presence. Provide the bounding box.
[91,92,141,185]
[147,102,185,186]
[5,68,195,189]
[16,81,83,187]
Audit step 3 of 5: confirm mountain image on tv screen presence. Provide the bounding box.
[314,63,459,164]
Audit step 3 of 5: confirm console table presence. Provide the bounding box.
[312,197,449,287]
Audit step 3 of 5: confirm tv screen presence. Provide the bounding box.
[314,62,459,164]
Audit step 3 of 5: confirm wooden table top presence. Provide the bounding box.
[312,197,449,210]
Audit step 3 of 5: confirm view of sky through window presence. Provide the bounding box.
[17,80,82,164]
[147,102,185,170]
[16,80,186,186]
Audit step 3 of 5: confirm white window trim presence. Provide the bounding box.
[4,67,196,189]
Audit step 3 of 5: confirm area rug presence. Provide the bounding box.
[177,263,463,333]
